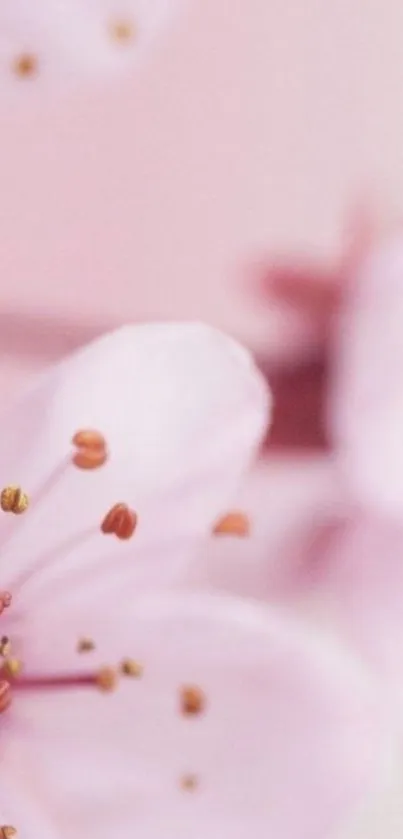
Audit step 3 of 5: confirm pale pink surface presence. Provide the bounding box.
[0,323,390,838]
[298,516,403,698]
[0,0,181,87]
[2,0,403,361]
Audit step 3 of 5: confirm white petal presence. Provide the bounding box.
[6,592,390,839]
[0,770,58,839]
[0,323,269,607]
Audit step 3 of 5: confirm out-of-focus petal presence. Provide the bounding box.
[7,592,390,839]
[329,235,403,518]
[0,773,58,839]
[0,0,181,88]
[299,514,403,709]
[187,458,340,601]
[333,753,403,839]
[0,323,269,608]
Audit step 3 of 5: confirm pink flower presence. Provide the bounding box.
[0,323,387,837]
[330,233,403,518]
[299,234,403,705]
[246,231,403,714]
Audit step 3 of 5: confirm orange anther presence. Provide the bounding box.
[180,685,206,716]
[101,503,137,540]
[213,511,250,537]
[72,429,108,470]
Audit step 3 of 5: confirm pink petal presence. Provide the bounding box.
[0,773,58,839]
[299,514,403,706]
[0,0,180,89]
[329,234,403,518]
[188,458,340,600]
[7,592,390,839]
[333,759,403,839]
[0,324,269,607]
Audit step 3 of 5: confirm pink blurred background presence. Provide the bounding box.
[2,0,403,402]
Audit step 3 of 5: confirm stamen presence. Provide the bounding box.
[110,19,136,43]
[7,455,97,594]
[10,666,118,694]
[0,637,11,657]
[0,592,12,615]
[180,773,198,791]
[96,667,118,692]
[0,826,17,838]
[180,685,206,716]
[212,511,250,537]
[77,637,95,653]
[101,503,138,540]
[0,680,11,714]
[0,486,29,515]
[121,658,143,678]
[1,593,11,608]
[13,52,37,78]
[72,429,108,470]
[3,659,22,678]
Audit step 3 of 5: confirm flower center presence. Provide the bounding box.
[0,625,143,711]
[0,430,140,712]
[0,428,205,838]
[0,427,140,718]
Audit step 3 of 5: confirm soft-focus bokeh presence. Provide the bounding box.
[2,1,403,837]
[2,0,403,397]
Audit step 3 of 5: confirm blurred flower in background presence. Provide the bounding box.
[197,231,403,839]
